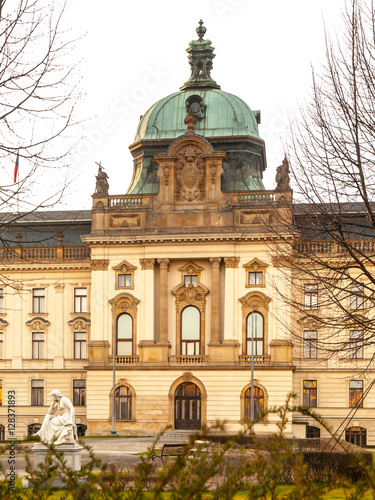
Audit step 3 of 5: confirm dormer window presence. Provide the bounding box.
[118,274,132,288]
[248,272,263,286]
[113,260,137,291]
[184,275,198,288]
[244,258,268,289]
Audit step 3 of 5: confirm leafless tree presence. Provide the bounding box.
[272,0,375,359]
[0,0,80,217]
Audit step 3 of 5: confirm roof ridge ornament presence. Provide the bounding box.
[184,110,198,134]
[196,19,206,40]
[180,21,220,91]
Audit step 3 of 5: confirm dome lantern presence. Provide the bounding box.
[180,20,220,91]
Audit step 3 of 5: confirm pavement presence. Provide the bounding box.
[1,437,160,478]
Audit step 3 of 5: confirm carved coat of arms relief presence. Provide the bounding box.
[175,146,205,202]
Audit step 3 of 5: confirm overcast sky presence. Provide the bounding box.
[26,0,348,210]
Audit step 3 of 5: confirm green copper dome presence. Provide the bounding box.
[127,21,266,195]
[135,89,260,142]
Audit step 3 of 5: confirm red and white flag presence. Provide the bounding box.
[14,151,19,183]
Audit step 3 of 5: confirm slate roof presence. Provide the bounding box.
[0,210,92,247]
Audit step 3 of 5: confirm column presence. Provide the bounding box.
[139,259,155,343]
[223,257,240,341]
[157,258,170,343]
[209,257,222,344]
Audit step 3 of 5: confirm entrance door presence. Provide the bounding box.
[175,382,201,430]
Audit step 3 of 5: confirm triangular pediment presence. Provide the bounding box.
[112,260,137,271]
[178,261,204,274]
[243,258,268,271]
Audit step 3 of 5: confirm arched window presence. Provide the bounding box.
[345,427,367,447]
[306,426,320,438]
[181,306,200,355]
[244,386,264,421]
[115,386,132,420]
[246,312,264,355]
[116,313,133,356]
[27,423,41,436]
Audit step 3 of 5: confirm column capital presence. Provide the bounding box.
[140,258,155,270]
[157,258,170,271]
[224,257,240,269]
[209,257,222,269]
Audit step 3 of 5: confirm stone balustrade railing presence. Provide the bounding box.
[169,355,209,365]
[239,355,271,365]
[236,191,276,203]
[107,195,153,208]
[0,246,90,262]
[298,239,375,255]
[109,355,140,365]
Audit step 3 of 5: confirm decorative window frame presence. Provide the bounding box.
[109,378,136,422]
[67,317,91,359]
[178,261,204,285]
[109,293,139,356]
[240,291,271,356]
[172,279,209,356]
[71,285,90,317]
[240,380,269,424]
[0,318,9,360]
[113,260,137,291]
[26,317,50,359]
[168,372,207,429]
[243,258,268,288]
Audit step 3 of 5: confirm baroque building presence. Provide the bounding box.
[0,23,373,447]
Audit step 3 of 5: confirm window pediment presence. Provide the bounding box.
[26,317,50,331]
[112,260,137,272]
[68,316,91,332]
[243,258,268,271]
[172,282,209,305]
[178,261,204,274]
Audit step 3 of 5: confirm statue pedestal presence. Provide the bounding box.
[33,442,83,471]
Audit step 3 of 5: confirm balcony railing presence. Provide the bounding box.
[237,191,275,203]
[109,355,140,365]
[169,355,209,365]
[239,355,271,365]
[298,239,375,255]
[0,246,90,262]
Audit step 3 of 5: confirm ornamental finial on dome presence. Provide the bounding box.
[196,20,206,40]
[180,21,220,91]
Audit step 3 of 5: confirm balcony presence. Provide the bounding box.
[168,355,209,365]
[0,246,90,263]
[239,355,271,365]
[109,355,140,365]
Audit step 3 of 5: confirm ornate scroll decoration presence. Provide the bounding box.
[175,146,205,202]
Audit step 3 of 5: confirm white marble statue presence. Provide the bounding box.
[34,390,78,445]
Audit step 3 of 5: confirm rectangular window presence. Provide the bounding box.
[349,331,363,359]
[303,380,317,407]
[32,289,45,314]
[0,333,3,359]
[349,380,363,408]
[248,272,263,286]
[0,288,3,314]
[304,285,318,310]
[74,332,87,359]
[303,330,317,359]
[350,283,364,310]
[184,275,198,288]
[31,379,44,406]
[32,332,44,359]
[73,379,86,406]
[118,274,132,288]
[74,288,87,313]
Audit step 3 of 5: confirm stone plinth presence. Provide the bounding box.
[33,442,83,471]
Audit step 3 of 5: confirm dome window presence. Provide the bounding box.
[185,95,206,121]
